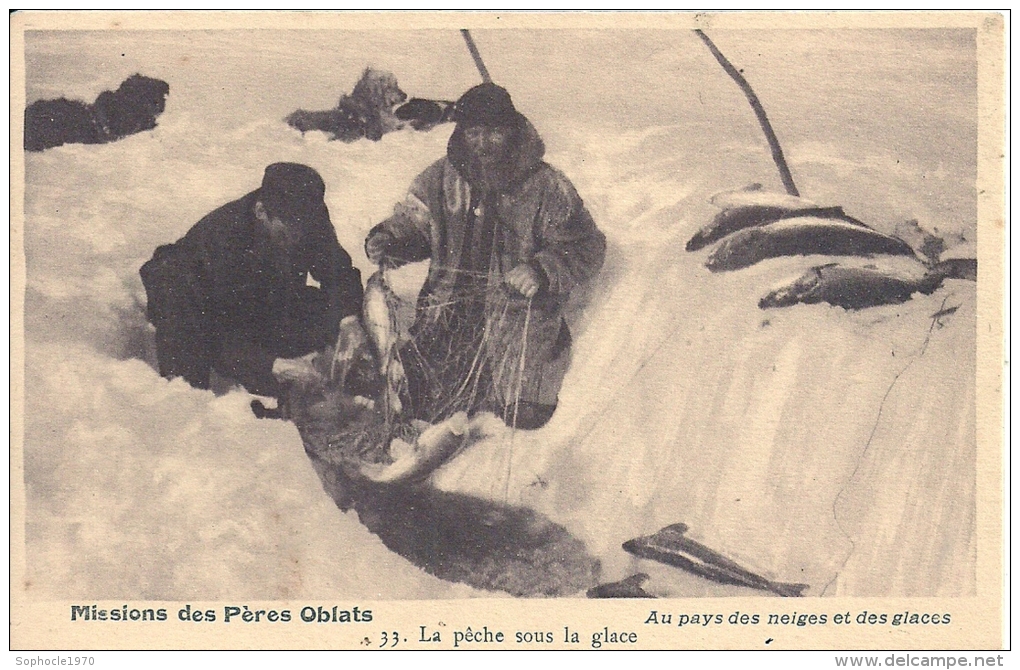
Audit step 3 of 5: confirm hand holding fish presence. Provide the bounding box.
[505,263,542,298]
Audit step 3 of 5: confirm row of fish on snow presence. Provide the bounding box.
[583,186,983,597]
[687,185,977,310]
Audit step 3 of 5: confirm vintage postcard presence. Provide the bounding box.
[10,11,1005,652]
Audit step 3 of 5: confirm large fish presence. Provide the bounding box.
[687,205,869,252]
[759,263,944,310]
[355,411,483,485]
[623,523,808,597]
[362,269,405,417]
[705,216,917,272]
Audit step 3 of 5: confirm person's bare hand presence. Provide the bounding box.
[505,264,541,298]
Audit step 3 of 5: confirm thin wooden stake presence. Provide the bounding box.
[694,29,800,197]
[461,29,493,83]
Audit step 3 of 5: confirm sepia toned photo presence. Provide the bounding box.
[10,11,1005,652]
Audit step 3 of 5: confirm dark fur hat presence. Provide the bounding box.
[452,83,523,128]
[259,163,326,223]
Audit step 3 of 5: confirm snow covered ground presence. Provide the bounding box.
[19,28,978,599]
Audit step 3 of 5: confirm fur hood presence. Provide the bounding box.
[446,117,546,193]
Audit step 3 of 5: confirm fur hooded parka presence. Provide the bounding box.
[367,117,606,414]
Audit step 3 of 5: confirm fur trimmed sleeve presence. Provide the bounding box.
[531,168,607,296]
[365,160,445,266]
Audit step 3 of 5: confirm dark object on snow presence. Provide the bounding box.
[395,97,454,130]
[25,73,169,151]
[251,399,285,420]
[140,163,363,399]
[687,204,868,252]
[24,98,95,151]
[705,216,916,273]
[758,264,944,310]
[931,257,977,282]
[285,67,407,142]
[587,573,654,599]
[623,523,808,597]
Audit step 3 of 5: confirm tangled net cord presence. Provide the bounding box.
[377,264,535,500]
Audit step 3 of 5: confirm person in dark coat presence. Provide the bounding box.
[365,84,605,429]
[141,163,363,400]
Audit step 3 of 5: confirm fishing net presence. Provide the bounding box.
[396,266,532,428]
[292,264,533,482]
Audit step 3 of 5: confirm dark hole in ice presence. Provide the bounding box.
[307,454,599,598]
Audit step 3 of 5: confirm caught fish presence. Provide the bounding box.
[687,204,866,252]
[705,216,917,273]
[758,263,944,310]
[363,269,405,417]
[355,411,481,484]
[329,315,369,389]
[623,523,808,597]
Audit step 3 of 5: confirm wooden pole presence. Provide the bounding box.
[694,29,800,197]
[461,29,493,83]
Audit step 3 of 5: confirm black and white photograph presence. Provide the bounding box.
[10,11,1005,652]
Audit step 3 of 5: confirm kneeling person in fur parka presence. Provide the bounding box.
[365,83,606,430]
